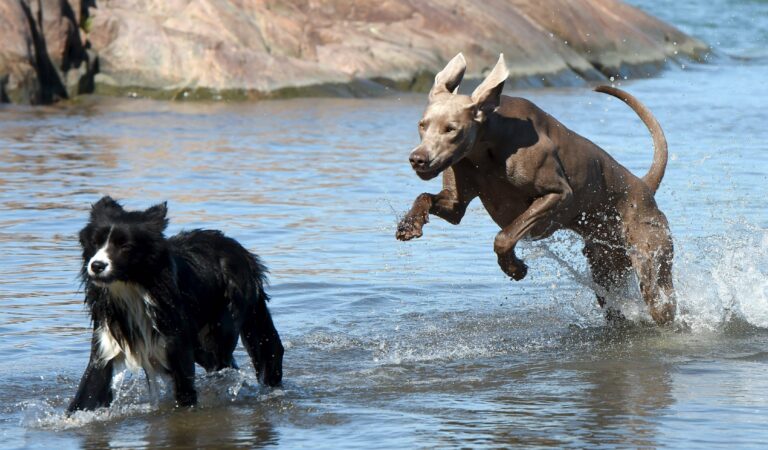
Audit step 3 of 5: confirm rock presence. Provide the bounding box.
[0,0,96,104]
[0,0,40,103]
[88,0,349,97]
[87,0,707,99]
[1,0,707,103]
[27,0,96,99]
[510,0,701,78]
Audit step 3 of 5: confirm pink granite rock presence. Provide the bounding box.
[87,0,706,98]
[0,0,40,103]
[1,0,707,103]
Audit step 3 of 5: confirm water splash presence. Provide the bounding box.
[526,225,768,332]
[676,226,768,331]
[21,367,281,430]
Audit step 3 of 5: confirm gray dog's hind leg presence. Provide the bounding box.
[623,216,676,325]
[583,240,633,324]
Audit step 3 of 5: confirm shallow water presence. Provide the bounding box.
[2,0,768,448]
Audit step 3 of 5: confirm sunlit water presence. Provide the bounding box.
[1,0,767,448]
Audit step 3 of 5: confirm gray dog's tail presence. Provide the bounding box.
[594,85,668,194]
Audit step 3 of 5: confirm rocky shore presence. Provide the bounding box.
[0,0,708,104]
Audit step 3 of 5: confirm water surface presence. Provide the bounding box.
[1,0,768,448]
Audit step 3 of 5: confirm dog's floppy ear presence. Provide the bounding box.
[429,53,467,100]
[470,54,509,123]
[144,201,169,232]
[90,196,124,220]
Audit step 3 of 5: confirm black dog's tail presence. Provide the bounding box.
[247,252,270,303]
[594,85,668,195]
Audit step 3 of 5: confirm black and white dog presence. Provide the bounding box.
[68,196,283,412]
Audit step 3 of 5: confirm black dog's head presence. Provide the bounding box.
[79,196,169,286]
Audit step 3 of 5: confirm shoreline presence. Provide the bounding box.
[86,56,699,103]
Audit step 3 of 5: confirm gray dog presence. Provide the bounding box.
[397,53,675,325]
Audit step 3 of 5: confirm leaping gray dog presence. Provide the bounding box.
[396,53,675,325]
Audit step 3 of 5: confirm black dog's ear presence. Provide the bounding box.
[470,54,509,123]
[144,201,169,232]
[90,196,124,221]
[77,225,91,248]
[429,53,467,100]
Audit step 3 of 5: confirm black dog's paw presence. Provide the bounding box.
[260,363,283,387]
[257,343,284,387]
[175,390,197,408]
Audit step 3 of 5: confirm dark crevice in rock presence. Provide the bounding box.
[20,0,68,104]
[79,0,96,26]
[60,0,85,72]
[0,75,10,103]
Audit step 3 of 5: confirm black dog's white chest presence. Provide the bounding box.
[96,282,169,373]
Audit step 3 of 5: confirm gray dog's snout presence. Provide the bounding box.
[90,260,107,274]
[409,150,429,169]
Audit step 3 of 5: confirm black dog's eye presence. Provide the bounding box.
[112,236,131,251]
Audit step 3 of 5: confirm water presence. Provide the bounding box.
[1,0,767,448]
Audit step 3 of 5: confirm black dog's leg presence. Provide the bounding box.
[194,311,240,373]
[241,293,283,386]
[166,337,197,407]
[210,309,240,371]
[67,336,115,413]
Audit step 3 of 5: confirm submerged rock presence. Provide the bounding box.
[1,0,707,104]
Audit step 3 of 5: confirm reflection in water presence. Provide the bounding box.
[577,352,673,447]
[79,406,280,449]
[0,113,118,179]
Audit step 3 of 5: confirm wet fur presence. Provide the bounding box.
[68,196,283,412]
[397,54,676,325]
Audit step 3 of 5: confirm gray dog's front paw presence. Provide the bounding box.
[396,215,426,241]
[497,253,528,281]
